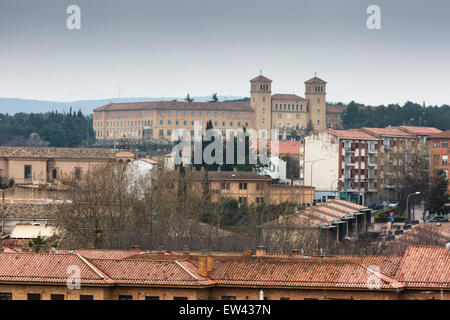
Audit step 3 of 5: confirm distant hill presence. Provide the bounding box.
[0,96,245,115]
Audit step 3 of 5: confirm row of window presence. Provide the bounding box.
[159,120,249,127]
[433,141,449,147]
[160,111,249,118]
[0,293,93,300]
[275,104,303,111]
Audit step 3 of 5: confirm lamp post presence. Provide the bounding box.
[407,191,421,222]
[307,159,325,206]
[330,178,339,200]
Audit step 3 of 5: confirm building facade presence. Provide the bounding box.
[93,74,344,141]
[429,130,450,193]
[0,147,134,185]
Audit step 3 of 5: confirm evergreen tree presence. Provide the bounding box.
[210,93,218,102]
[427,169,449,215]
[185,93,194,102]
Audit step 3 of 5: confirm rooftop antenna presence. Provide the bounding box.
[260,69,262,75]
[314,72,317,77]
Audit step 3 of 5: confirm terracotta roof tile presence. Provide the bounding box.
[249,75,272,82]
[397,126,442,136]
[395,245,450,288]
[362,127,414,138]
[429,130,450,139]
[305,77,327,84]
[0,252,107,284]
[328,129,379,140]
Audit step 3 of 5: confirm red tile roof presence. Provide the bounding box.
[328,129,379,140]
[305,77,327,84]
[397,126,442,136]
[208,259,402,289]
[274,140,302,156]
[88,259,214,286]
[94,101,253,112]
[0,147,116,160]
[249,75,272,82]
[271,94,305,101]
[0,252,109,284]
[362,127,414,138]
[395,246,450,288]
[429,130,450,139]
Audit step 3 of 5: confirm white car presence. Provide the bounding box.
[387,202,398,208]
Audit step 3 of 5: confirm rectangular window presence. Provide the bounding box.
[239,183,247,190]
[24,165,32,179]
[80,295,94,300]
[434,141,440,147]
[145,296,160,300]
[443,141,449,147]
[221,296,236,300]
[118,295,133,300]
[443,155,448,166]
[173,297,188,300]
[27,293,41,300]
[0,293,12,300]
[51,294,65,300]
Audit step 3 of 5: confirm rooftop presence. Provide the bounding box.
[362,127,415,138]
[271,94,305,101]
[249,75,272,82]
[94,101,253,113]
[328,129,379,140]
[305,76,327,84]
[0,147,116,160]
[429,130,450,139]
[397,126,442,136]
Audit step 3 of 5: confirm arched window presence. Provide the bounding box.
[52,168,57,180]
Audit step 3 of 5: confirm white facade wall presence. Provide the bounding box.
[304,131,340,197]
[258,156,287,181]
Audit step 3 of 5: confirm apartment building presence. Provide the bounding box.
[429,130,450,192]
[0,244,448,300]
[303,129,380,205]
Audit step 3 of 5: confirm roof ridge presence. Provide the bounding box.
[76,254,114,283]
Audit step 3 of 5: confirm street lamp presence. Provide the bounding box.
[306,159,325,206]
[407,191,421,222]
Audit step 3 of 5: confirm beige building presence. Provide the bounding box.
[0,147,134,185]
[93,74,338,141]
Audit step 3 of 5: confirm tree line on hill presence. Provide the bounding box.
[342,101,450,130]
[0,108,94,147]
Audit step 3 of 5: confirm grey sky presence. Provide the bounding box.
[0,0,449,106]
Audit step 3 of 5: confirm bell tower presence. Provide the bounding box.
[305,75,327,131]
[250,73,272,131]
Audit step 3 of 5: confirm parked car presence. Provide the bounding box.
[425,216,449,223]
[371,203,381,210]
[387,202,398,208]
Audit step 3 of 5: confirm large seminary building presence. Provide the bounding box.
[92,74,344,141]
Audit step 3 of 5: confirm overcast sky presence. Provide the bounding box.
[0,0,449,106]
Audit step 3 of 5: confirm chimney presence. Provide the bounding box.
[131,245,140,251]
[251,167,256,174]
[200,167,205,173]
[243,250,252,257]
[256,246,266,257]
[233,166,237,173]
[218,166,221,172]
[198,251,211,277]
